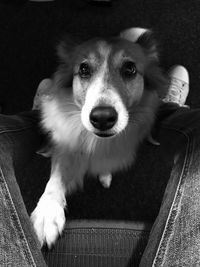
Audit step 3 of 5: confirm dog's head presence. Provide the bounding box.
[50,28,167,141]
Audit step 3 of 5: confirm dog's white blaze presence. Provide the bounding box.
[81,75,104,132]
[81,82,129,134]
[97,41,111,59]
[81,47,129,135]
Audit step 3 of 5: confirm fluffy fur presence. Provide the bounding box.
[31,28,168,248]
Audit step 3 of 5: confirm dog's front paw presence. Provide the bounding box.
[31,195,66,248]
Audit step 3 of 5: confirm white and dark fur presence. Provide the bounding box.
[31,28,167,247]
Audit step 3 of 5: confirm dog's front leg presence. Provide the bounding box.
[31,152,87,248]
[31,158,66,248]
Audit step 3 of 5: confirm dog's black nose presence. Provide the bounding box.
[90,106,118,131]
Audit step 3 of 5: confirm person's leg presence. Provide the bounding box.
[140,66,200,266]
[0,110,46,266]
[140,107,200,267]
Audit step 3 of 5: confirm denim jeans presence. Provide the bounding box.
[0,111,46,266]
[0,106,200,266]
[140,104,200,266]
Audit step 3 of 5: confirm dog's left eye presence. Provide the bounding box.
[120,61,137,80]
[78,62,91,79]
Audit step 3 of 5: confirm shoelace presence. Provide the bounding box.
[163,77,188,106]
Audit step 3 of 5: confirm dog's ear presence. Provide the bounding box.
[120,27,158,61]
[120,28,148,42]
[56,36,77,63]
[120,28,168,98]
[54,35,80,88]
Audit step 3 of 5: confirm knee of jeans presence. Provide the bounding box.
[186,112,200,137]
[171,109,200,137]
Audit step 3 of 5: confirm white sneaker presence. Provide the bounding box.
[163,65,189,107]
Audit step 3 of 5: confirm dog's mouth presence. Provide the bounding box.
[94,132,116,138]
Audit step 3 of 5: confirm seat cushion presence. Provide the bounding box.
[42,220,152,267]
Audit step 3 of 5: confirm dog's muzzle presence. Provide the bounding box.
[89,106,118,136]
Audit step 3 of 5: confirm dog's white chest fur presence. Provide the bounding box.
[41,96,154,177]
[88,133,136,175]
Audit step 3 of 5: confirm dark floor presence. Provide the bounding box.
[0,0,199,222]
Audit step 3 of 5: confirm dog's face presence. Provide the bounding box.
[52,29,167,140]
[72,39,148,138]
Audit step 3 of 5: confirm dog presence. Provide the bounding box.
[31,28,167,248]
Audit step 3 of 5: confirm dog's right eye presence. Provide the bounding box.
[78,63,91,79]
